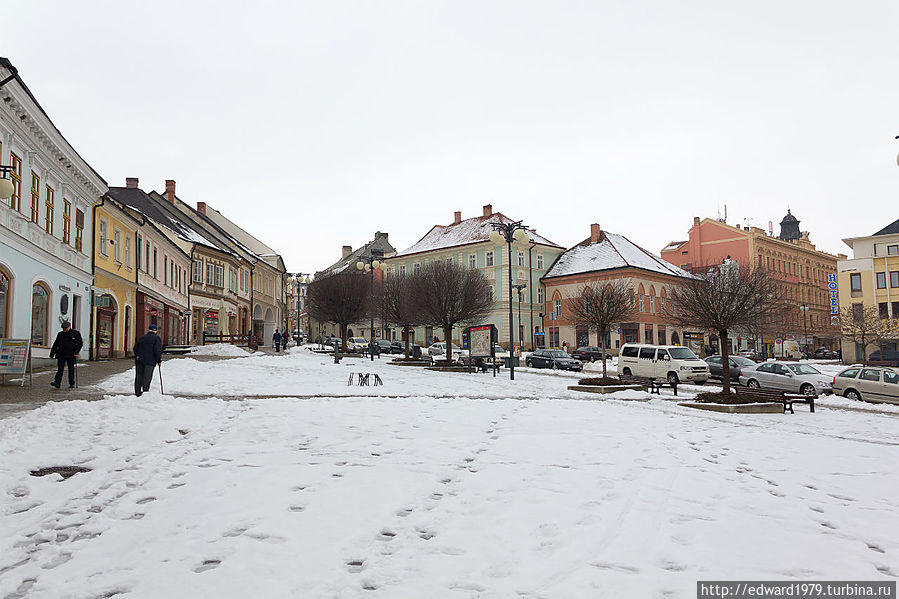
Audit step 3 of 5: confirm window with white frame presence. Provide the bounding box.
[206,263,215,285]
[649,296,655,313]
[469,254,476,269]
[113,229,122,263]
[486,251,494,267]
[215,265,224,287]
[99,220,108,256]
[413,263,421,275]
[554,299,561,316]
[518,251,525,266]
[537,254,544,269]
[399,265,406,276]
[537,287,545,305]
[193,260,202,282]
[124,235,131,269]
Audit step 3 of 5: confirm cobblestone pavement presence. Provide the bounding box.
[0,352,253,420]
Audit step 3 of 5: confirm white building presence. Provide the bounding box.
[0,58,106,363]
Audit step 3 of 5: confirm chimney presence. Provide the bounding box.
[197,201,207,215]
[375,231,388,241]
[165,179,176,204]
[590,223,601,243]
[693,216,700,227]
[342,245,352,259]
[125,177,139,189]
[483,204,492,217]
[454,211,462,224]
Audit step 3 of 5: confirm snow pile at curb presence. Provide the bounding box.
[188,344,250,357]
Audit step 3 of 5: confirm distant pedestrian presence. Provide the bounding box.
[50,320,83,389]
[273,329,282,352]
[133,324,162,397]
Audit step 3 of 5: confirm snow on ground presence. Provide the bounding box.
[187,344,251,358]
[2,350,898,598]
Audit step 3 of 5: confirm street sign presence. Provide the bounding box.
[775,337,783,345]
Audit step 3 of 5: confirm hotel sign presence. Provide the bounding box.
[827,273,839,324]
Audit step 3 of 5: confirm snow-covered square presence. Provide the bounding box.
[1,347,897,598]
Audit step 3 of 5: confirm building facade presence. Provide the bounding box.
[385,206,564,350]
[661,213,845,355]
[0,58,105,364]
[541,224,697,354]
[837,218,899,363]
[312,232,395,342]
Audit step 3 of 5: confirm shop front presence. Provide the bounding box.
[94,293,117,359]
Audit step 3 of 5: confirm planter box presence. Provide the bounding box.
[679,401,783,414]
[568,384,647,395]
[388,360,432,367]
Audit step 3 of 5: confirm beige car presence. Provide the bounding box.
[832,365,899,405]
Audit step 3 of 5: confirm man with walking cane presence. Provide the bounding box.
[133,323,162,397]
[50,320,83,389]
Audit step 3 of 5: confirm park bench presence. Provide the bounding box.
[619,374,678,397]
[739,386,816,414]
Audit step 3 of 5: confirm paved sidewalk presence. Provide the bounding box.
[0,354,232,420]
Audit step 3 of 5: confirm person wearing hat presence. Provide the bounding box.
[132,323,163,397]
[50,320,83,389]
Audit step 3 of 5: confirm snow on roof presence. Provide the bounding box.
[395,212,561,257]
[662,240,688,251]
[544,231,692,279]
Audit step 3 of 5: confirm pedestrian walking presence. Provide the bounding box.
[49,320,83,389]
[273,329,282,352]
[133,323,163,397]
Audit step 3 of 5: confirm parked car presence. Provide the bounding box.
[812,347,839,360]
[617,344,710,384]
[867,350,899,366]
[429,346,470,364]
[427,342,463,357]
[525,349,583,371]
[704,355,757,382]
[346,337,369,351]
[571,346,612,362]
[739,361,833,396]
[831,365,899,404]
[388,341,408,354]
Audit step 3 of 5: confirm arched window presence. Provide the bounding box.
[0,266,10,338]
[31,282,50,346]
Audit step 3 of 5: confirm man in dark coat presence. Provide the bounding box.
[133,323,163,397]
[273,329,282,352]
[50,320,83,389]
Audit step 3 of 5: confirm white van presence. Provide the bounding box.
[617,344,710,384]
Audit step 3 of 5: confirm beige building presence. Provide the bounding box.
[837,218,899,362]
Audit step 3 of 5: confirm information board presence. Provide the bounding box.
[0,338,32,386]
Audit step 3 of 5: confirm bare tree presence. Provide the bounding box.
[306,272,370,351]
[667,261,781,393]
[413,260,494,365]
[565,280,634,378]
[839,305,897,365]
[379,272,422,359]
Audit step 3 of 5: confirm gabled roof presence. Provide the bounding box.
[316,232,396,279]
[873,218,899,237]
[543,231,692,280]
[662,240,688,252]
[107,187,232,255]
[395,212,561,258]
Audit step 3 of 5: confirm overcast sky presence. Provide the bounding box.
[6,1,898,272]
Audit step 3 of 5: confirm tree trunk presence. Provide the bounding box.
[720,329,731,393]
[443,326,453,366]
[339,324,348,352]
[599,328,608,379]
[404,328,410,360]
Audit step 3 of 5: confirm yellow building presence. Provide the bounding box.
[91,197,139,359]
[837,219,899,362]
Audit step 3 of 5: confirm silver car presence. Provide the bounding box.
[739,361,833,396]
[832,365,899,404]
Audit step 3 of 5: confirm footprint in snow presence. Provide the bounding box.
[194,559,222,573]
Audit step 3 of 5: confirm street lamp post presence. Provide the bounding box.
[800,304,810,358]
[489,221,530,381]
[356,250,386,362]
[0,165,15,200]
[512,283,527,352]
